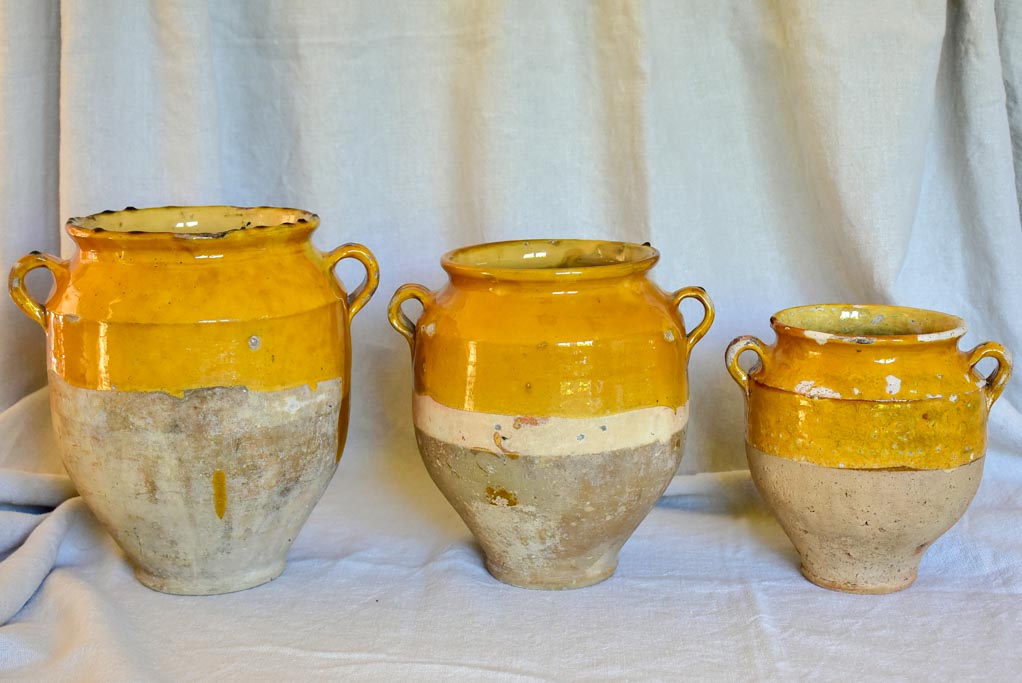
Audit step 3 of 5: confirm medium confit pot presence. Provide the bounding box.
[388,239,714,589]
[725,304,1011,594]
[8,206,379,595]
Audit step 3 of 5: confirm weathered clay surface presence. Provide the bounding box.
[49,372,344,595]
[747,445,983,594]
[413,397,686,589]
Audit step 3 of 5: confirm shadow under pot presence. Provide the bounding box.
[725,304,1011,594]
[8,206,379,595]
[389,239,714,589]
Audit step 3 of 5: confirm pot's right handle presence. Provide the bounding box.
[8,251,69,328]
[671,286,715,354]
[725,335,769,394]
[325,243,380,322]
[966,342,1013,409]
[388,283,433,354]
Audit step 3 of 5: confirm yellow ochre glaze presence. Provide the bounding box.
[388,239,714,418]
[212,469,228,519]
[48,307,346,396]
[8,206,380,394]
[726,304,1012,470]
[746,384,986,469]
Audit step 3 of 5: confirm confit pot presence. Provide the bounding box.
[725,304,1011,594]
[388,239,714,589]
[8,206,379,595]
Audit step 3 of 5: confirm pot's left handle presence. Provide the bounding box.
[325,243,380,322]
[725,336,769,394]
[671,286,715,354]
[388,283,433,354]
[8,251,69,328]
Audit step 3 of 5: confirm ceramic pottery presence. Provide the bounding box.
[8,206,379,595]
[725,305,1011,594]
[388,239,714,589]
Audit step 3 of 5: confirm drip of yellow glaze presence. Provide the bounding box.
[334,391,351,464]
[212,469,228,519]
[309,381,318,392]
[485,486,517,506]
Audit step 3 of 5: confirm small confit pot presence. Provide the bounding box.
[388,239,714,589]
[725,304,1012,594]
[8,206,379,595]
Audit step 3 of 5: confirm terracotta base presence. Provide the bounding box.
[485,552,618,590]
[135,560,286,596]
[414,412,685,590]
[800,563,917,595]
[50,373,344,595]
[747,445,983,594]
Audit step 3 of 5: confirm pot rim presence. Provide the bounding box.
[440,238,659,281]
[770,304,968,345]
[66,205,319,240]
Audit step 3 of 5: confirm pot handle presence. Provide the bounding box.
[966,342,1013,409]
[671,286,715,354]
[8,251,69,328]
[325,243,380,322]
[388,283,433,353]
[725,335,769,394]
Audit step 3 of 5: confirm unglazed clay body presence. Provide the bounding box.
[389,240,713,589]
[726,305,1011,593]
[8,206,379,595]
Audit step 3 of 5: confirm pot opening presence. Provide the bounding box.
[442,239,658,279]
[771,305,967,343]
[67,206,318,238]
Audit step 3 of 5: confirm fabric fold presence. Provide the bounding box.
[0,497,87,625]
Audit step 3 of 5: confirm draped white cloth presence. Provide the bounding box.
[1,1,1020,679]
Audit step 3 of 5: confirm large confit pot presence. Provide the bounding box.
[8,206,379,595]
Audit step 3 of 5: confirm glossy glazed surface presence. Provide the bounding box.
[9,206,380,395]
[391,239,713,417]
[726,304,1011,469]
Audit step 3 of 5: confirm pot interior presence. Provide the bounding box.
[772,305,966,340]
[444,239,657,271]
[69,206,316,236]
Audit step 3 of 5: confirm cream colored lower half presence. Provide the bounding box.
[49,372,344,595]
[413,395,688,589]
[747,444,983,594]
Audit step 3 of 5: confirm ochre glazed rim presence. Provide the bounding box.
[441,239,659,281]
[771,304,967,345]
[66,205,319,240]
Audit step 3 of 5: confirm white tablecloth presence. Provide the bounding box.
[2,387,1020,681]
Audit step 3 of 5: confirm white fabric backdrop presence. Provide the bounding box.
[1,1,1020,680]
